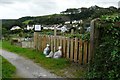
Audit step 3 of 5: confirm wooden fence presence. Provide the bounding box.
[22,41,34,48]
[34,35,90,65]
[34,18,101,65]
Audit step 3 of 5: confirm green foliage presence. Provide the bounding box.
[87,15,120,79]
[66,32,90,41]
[22,20,33,25]
[2,56,16,78]
[39,29,54,35]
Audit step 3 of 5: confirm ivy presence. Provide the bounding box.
[86,15,120,79]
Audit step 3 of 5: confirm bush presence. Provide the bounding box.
[87,15,120,79]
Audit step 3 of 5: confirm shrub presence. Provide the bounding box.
[87,15,120,79]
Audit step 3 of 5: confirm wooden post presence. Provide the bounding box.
[54,36,56,52]
[41,35,43,51]
[39,35,41,51]
[60,37,63,55]
[70,38,74,61]
[54,25,57,36]
[54,25,57,52]
[90,18,100,62]
[71,29,74,34]
[78,39,83,64]
[67,38,70,59]
[90,19,95,61]
[88,42,91,63]
[83,41,88,64]
[57,37,59,50]
[38,36,40,51]
[48,35,50,45]
[74,37,78,62]
[34,32,39,50]
[63,37,66,57]
[43,35,47,50]
[51,36,54,52]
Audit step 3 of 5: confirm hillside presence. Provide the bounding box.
[2,5,119,33]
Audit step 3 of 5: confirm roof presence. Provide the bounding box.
[10,26,21,30]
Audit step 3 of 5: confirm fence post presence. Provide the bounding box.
[90,18,100,62]
[83,41,88,64]
[54,25,57,52]
[56,36,59,50]
[78,39,83,64]
[39,35,41,51]
[54,25,57,36]
[34,32,39,50]
[48,35,51,46]
[74,37,78,62]
[51,36,54,52]
[88,42,91,63]
[70,38,74,61]
[67,38,70,59]
[54,36,56,52]
[63,37,66,57]
[60,36,62,48]
[43,35,47,50]
[71,29,74,34]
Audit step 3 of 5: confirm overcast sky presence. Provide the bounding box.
[0,0,119,19]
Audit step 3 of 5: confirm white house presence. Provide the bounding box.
[43,27,49,30]
[27,25,34,30]
[56,25,62,30]
[65,21,71,24]
[72,20,83,24]
[10,26,21,30]
[49,26,54,30]
[72,20,78,24]
[61,25,68,32]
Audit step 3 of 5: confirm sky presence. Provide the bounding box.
[0,0,119,19]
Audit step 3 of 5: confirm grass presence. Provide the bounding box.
[0,40,2,79]
[2,40,86,78]
[1,56,16,78]
[0,40,2,48]
[0,56,1,79]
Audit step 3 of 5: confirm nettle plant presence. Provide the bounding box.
[87,15,120,79]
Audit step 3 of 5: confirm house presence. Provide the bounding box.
[65,20,83,24]
[27,25,34,30]
[10,26,21,30]
[61,25,68,32]
[72,20,83,24]
[56,24,62,30]
[43,25,53,30]
[65,21,71,24]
